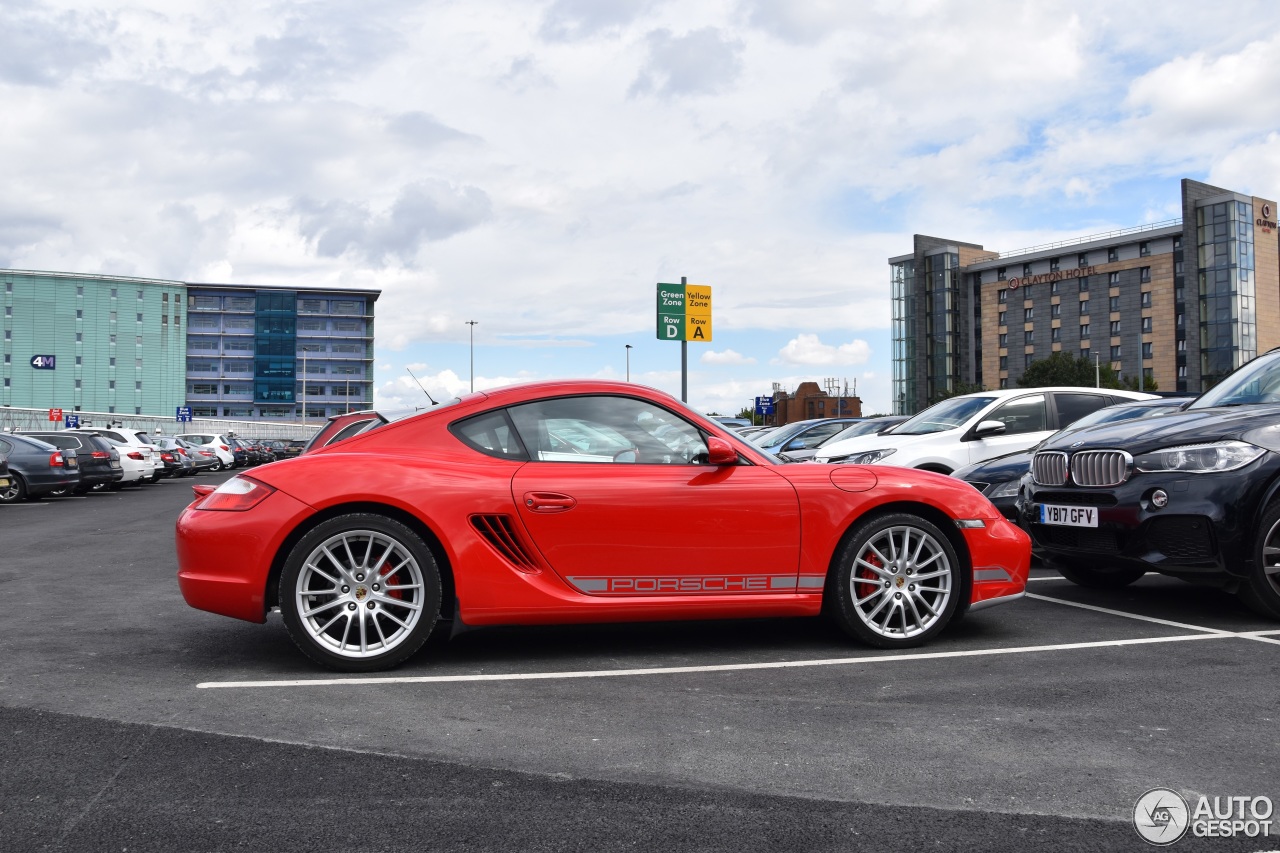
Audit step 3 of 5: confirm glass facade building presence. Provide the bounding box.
[890,179,1279,414]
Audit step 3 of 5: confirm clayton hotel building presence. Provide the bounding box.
[890,178,1279,414]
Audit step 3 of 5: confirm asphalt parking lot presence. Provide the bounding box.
[3,472,1279,852]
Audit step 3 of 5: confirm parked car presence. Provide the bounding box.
[0,433,81,502]
[749,417,863,457]
[299,408,422,454]
[18,430,123,493]
[1022,349,1280,620]
[177,380,1030,671]
[175,433,237,471]
[100,437,151,486]
[156,436,217,474]
[710,416,753,429]
[68,428,162,482]
[776,416,910,463]
[953,398,1188,519]
[278,440,307,459]
[813,388,1157,473]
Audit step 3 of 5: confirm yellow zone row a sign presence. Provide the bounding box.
[656,283,712,342]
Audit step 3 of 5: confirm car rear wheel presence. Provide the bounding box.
[0,473,28,503]
[1053,559,1146,589]
[1241,501,1280,620]
[280,514,442,671]
[829,512,960,648]
[208,460,223,472]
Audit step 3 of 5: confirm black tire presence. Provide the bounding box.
[280,513,443,671]
[1240,500,1280,620]
[1053,559,1146,589]
[828,511,962,649]
[0,473,28,504]
[209,461,223,472]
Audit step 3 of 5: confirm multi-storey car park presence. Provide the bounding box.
[891,178,1279,414]
[1,270,378,423]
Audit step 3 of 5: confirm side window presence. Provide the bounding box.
[1054,393,1112,427]
[0,438,10,454]
[787,421,850,450]
[508,396,709,464]
[450,410,528,460]
[986,395,1048,436]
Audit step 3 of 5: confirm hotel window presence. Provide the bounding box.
[1142,317,1153,333]
[1051,303,1061,318]
[1177,313,1185,328]
[111,288,117,298]
[1080,300,1090,315]
[998,289,1007,303]
[1025,353,1034,367]
[76,286,83,295]
[1142,343,1153,360]
[1110,345,1122,361]
[998,311,1007,326]
[973,272,982,286]
[1025,330,1034,344]
[1050,257,1060,272]
[75,356,81,365]
[1178,339,1186,352]
[109,380,116,389]
[75,309,82,319]
[135,381,142,390]
[1175,260,1184,275]
[1078,253,1088,267]
[1110,320,1121,335]
[1000,378,1009,389]
[1024,307,1033,321]
[1078,277,1089,292]
[1050,280,1059,294]
[75,332,82,342]
[1178,365,1187,378]
[1051,327,1061,342]
[1109,271,1120,285]
[1173,235,1182,249]
[110,357,116,366]
[137,290,143,300]
[1108,247,1118,263]
[999,356,1008,369]
[161,315,168,326]
[162,293,169,303]
[136,312,143,322]
[997,267,1007,281]
[1080,323,1090,338]
[1109,296,1120,312]
[1140,267,1150,283]
[1081,347,1091,360]
[999,333,1008,347]
[1141,291,1152,308]
[74,379,81,389]
[1139,241,1150,257]
[1023,263,1032,277]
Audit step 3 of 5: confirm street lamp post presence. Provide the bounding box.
[466,321,478,392]
[1095,353,1100,388]
[625,344,632,382]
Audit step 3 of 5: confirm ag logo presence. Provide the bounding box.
[1133,788,1189,845]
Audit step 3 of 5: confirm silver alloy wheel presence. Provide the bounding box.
[849,524,952,639]
[294,528,427,659]
[1262,516,1280,595]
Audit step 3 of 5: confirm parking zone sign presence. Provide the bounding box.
[656,283,712,341]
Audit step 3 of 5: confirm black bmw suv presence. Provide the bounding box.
[1022,348,1280,619]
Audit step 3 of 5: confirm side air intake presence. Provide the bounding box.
[470,515,539,572]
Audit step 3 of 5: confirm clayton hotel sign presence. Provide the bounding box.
[1006,265,1097,290]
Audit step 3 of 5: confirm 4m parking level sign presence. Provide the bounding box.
[656,283,712,342]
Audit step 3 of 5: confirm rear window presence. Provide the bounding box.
[450,410,528,460]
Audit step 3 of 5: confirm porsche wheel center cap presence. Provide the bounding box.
[895,576,906,589]
[355,587,368,601]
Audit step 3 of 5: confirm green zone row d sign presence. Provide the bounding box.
[656,283,712,341]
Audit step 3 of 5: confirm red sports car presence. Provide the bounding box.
[176,381,1030,671]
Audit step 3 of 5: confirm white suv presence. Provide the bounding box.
[68,428,163,482]
[176,433,236,471]
[813,387,1156,473]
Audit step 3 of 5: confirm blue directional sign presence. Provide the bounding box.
[30,355,56,369]
[64,414,81,428]
[754,396,775,416]
[176,406,193,423]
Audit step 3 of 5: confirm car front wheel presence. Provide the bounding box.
[0,474,28,503]
[829,512,961,648]
[280,514,442,671]
[1241,501,1280,620]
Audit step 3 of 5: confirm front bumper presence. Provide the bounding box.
[1022,457,1280,582]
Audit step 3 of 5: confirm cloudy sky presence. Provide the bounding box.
[4,1,1279,416]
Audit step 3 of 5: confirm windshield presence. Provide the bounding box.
[892,396,996,435]
[820,419,892,445]
[1191,350,1280,409]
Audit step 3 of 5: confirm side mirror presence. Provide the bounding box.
[974,420,1007,438]
[705,436,738,465]
[784,438,807,451]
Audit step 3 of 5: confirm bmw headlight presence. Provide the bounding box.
[1134,440,1265,473]
[986,480,1021,499]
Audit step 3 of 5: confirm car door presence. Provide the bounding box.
[1050,391,1118,430]
[507,395,802,596]
[965,393,1051,466]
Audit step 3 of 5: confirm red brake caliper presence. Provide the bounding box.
[854,551,881,600]
[380,564,404,600]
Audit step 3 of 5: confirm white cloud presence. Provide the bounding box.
[775,334,871,366]
[701,348,755,365]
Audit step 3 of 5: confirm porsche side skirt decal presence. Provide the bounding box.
[567,575,825,595]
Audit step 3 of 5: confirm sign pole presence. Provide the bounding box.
[680,276,688,402]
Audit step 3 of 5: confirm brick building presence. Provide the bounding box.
[771,381,863,425]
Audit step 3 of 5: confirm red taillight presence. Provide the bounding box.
[199,451,214,457]
[50,452,64,467]
[219,444,230,451]
[193,476,276,512]
[128,451,144,460]
[92,451,111,459]
[161,453,175,462]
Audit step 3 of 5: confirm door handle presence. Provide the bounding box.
[523,491,577,513]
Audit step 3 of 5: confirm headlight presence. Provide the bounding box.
[986,480,1021,499]
[1134,441,1265,473]
[840,448,896,465]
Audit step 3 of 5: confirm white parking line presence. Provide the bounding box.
[197,632,1228,689]
[1028,592,1280,646]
